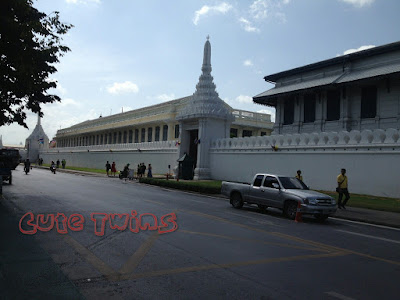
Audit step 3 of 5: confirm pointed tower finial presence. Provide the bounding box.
[207,35,210,41]
[37,111,41,126]
[202,37,212,73]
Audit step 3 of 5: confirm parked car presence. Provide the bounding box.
[221,173,337,221]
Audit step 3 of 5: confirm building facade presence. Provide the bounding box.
[55,98,273,148]
[254,41,400,134]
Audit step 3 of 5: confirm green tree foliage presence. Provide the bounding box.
[0,0,73,128]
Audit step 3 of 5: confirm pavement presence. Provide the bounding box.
[0,195,85,299]
[30,165,400,229]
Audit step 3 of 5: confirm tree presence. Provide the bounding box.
[0,0,73,128]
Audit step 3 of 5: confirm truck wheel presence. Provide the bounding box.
[284,201,297,220]
[230,193,243,209]
[315,214,329,222]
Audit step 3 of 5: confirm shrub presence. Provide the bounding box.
[138,178,221,194]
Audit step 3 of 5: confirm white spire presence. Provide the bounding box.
[177,37,233,121]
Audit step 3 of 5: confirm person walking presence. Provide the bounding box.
[147,164,152,178]
[111,162,117,177]
[56,159,60,169]
[105,161,111,177]
[337,168,350,209]
[295,170,303,181]
[24,158,31,174]
[141,163,146,178]
[61,159,66,169]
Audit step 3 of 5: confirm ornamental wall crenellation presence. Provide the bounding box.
[210,128,400,150]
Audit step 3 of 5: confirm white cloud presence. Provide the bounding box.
[155,94,176,102]
[243,60,253,67]
[338,0,374,8]
[193,3,232,25]
[249,0,290,20]
[55,83,67,96]
[343,45,375,55]
[250,0,269,19]
[47,78,67,96]
[107,81,139,95]
[239,18,260,32]
[236,95,253,104]
[275,12,287,23]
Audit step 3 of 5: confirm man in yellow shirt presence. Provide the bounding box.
[295,170,303,181]
[337,168,350,209]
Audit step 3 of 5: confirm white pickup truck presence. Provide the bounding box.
[221,173,337,221]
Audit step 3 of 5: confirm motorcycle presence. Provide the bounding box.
[50,165,56,174]
[119,169,128,179]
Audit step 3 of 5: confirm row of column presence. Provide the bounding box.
[57,123,179,148]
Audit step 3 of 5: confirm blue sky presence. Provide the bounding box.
[2,0,400,145]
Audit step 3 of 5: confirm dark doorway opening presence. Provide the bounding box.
[189,130,198,168]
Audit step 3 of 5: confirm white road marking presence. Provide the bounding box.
[335,229,400,244]
[330,217,400,231]
[325,291,356,300]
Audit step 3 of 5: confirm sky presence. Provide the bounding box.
[2,0,400,145]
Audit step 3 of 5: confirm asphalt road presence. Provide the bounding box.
[2,167,400,299]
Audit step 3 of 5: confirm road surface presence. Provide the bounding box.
[1,167,399,299]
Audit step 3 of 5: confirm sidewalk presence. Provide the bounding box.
[32,165,400,229]
[0,197,85,299]
[333,206,400,228]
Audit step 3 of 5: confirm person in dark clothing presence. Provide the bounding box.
[105,161,111,177]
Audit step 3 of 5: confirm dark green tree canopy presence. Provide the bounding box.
[0,0,73,128]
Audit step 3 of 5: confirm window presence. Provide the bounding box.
[113,132,117,144]
[283,98,294,125]
[253,175,264,187]
[326,90,341,121]
[175,124,180,138]
[148,127,152,142]
[163,125,168,141]
[155,126,160,141]
[123,131,127,143]
[303,93,316,123]
[100,134,103,145]
[128,130,133,143]
[278,176,308,190]
[141,128,145,142]
[242,130,252,137]
[134,129,139,143]
[261,132,267,136]
[118,132,122,144]
[230,128,238,138]
[263,176,279,188]
[361,86,377,118]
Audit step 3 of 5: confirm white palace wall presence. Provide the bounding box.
[40,129,400,198]
[209,128,400,198]
[40,141,178,174]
